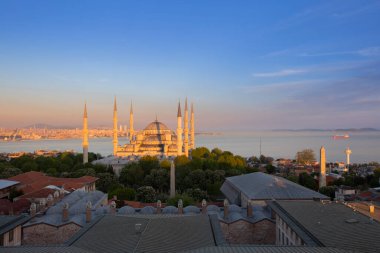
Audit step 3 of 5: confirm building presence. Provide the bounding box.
[221,172,329,207]
[110,99,195,158]
[268,200,380,253]
[0,180,20,199]
[22,190,108,245]
[0,215,30,246]
[8,171,98,195]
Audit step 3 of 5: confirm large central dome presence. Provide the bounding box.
[143,121,170,131]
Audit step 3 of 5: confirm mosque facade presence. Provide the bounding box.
[83,98,195,160]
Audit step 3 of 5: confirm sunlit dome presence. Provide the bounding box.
[144,121,170,131]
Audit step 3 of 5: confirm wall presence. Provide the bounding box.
[220,219,275,244]
[275,214,304,246]
[1,225,22,246]
[23,223,81,245]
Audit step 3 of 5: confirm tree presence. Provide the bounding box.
[319,186,335,200]
[119,163,145,188]
[296,149,316,165]
[266,164,276,174]
[139,156,159,174]
[167,194,194,207]
[191,147,210,159]
[109,187,136,201]
[136,186,156,203]
[298,172,318,190]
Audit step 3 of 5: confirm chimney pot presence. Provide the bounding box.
[157,200,162,214]
[201,199,207,214]
[178,199,183,214]
[62,202,69,222]
[223,199,229,219]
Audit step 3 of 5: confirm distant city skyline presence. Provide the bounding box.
[1,0,380,131]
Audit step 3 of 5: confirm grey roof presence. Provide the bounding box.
[0,179,19,189]
[0,246,92,253]
[24,190,108,227]
[0,214,30,235]
[270,200,380,253]
[221,172,328,203]
[69,214,217,253]
[211,204,273,224]
[183,246,355,253]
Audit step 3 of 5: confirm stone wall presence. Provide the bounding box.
[220,219,275,245]
[22,223,81,245]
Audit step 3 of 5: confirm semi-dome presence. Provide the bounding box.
[144,121,170,131]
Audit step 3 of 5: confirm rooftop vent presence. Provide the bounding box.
[135,223,142,234]
[345,218,359,224]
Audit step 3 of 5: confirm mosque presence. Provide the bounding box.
[82,98,195,162]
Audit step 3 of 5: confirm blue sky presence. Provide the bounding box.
[1,0,380,131]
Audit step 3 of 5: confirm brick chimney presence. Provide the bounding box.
[47,194,53,207]
[62,203,69,222]
[369,203,375,216]
[201,199,207,214]
[178,199,183,214]
[247,201,253,217]
[30,203,37,217]
[86,201,92,223]
[110,201,116,215]
[157,200,162,214]
[223,199,229,219]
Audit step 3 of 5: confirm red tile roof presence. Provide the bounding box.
[8,171,98,195]
[19,188,56,199]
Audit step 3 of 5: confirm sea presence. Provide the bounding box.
[0,131,379,163]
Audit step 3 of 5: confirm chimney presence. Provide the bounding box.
[30,203,37,217]
[110,201,116,215]
[47,194,53,207]
[157,200,162,214]
[86,201,92,223]
[369,203,375,215]
[223,199,229,219]
[178,199,183,214]
[201,199,207,214]
[247,201,253,217]
[54,191,59,201]
[62,203,69,222]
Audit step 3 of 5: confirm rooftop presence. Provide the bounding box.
[269,200,380,253]
[68,214,219,253]
[221,172,328,202]
[0,214,30,235]
[0,179,20,190]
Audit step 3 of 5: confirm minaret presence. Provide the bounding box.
[345,147,352,167]
[170,161,176,198]
[113,97,118,156]
[82,102,89,164]
[129,101,134,140]
[319,146,326,188]
[183,98,189,157]
[190,102,195,149]
[176,101,183,156]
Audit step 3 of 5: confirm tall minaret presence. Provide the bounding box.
[129,101,134,140]
[82,102,89,164]
[170,161,176,198]
[176,101,183,156]
[319,146,326,188]
[190,102,195,149]
[345,147,352,167]
[113,97,118,156]
[183,98,189,157]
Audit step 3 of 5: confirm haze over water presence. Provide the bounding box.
[1,131,379,163]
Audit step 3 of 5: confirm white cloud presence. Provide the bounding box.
[252,69,308,77]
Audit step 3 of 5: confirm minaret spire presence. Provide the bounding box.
[83,102,89,164]
[129,101,134,140]
[190,102,195,149]
[183,98,189,157]
[113,97,118,156]
[176,101,183,156]
[319,146,326,188]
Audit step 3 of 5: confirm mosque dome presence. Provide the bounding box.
[144,121,170,131]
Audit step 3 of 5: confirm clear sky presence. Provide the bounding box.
[1,0,380,131]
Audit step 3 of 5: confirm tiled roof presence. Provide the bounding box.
[184,246,355,253]
[221,172,328,203]
[0,214,30,235]
[19,188,56,199]
[69,214,217,253]
[270,200,380,253]
[8,171,98,194]
[0,246,92,253]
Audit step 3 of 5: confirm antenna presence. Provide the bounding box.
[259,137,262,157]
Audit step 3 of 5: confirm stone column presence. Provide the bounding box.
[170,161,176,198]
[319,146,326,188]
